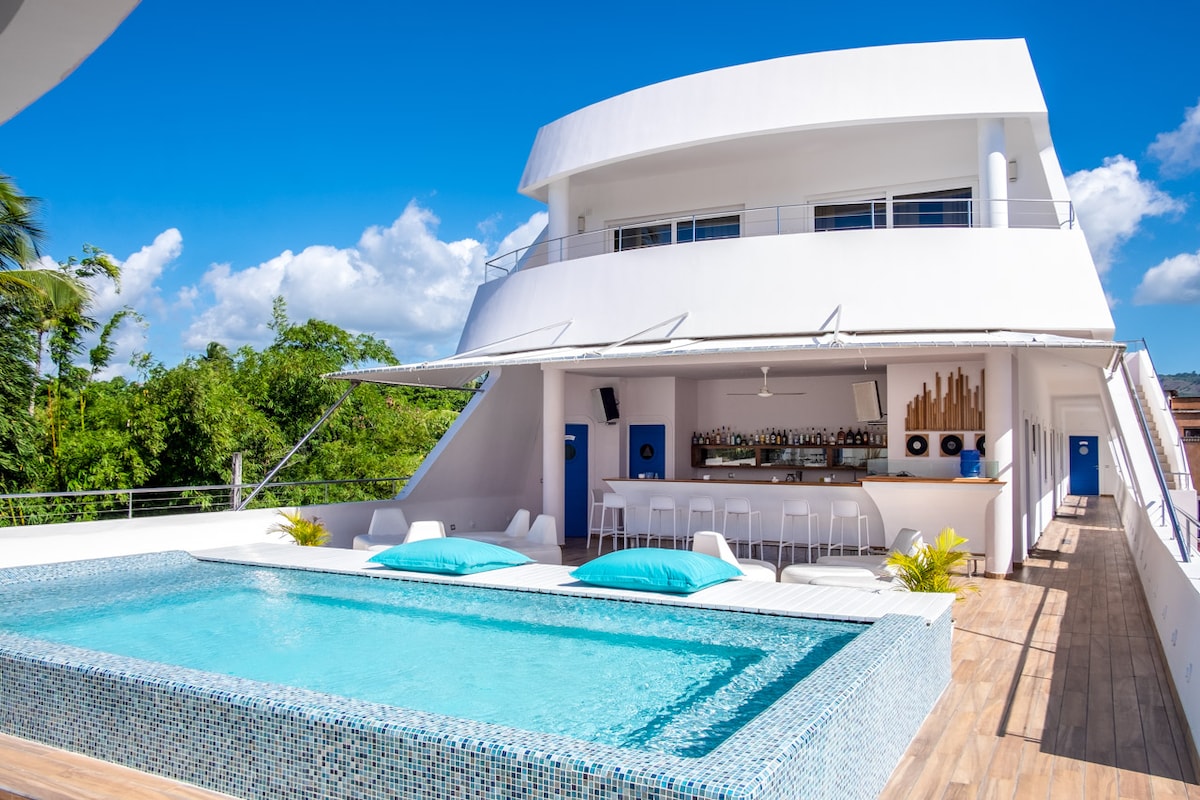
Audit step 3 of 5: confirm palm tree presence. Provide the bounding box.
[0,173,91,413]
[0,172,44,269]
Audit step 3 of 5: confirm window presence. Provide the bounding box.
[1184,427,1200,440]
[892,188,972,228]
[614,222,672,251]
[678,215,740,242]
[613,214,740,251]
[815,200,885,231]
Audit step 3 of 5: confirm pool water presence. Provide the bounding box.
[0,558,863,757]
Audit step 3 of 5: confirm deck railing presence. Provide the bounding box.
[0,477,409,528]
[484,197,1075,282]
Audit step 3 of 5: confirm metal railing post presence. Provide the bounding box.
[237,382,360,511]
[1119,357,1190,562]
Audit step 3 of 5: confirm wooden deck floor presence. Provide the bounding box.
[1,495,1197,799]
[881,495,1200,799]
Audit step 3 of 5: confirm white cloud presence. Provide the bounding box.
[1148,100,1200,177]
[1065,155,1184,274]
[183,202,548,363]
[90,228,183,319]
[1134,250,1200,305]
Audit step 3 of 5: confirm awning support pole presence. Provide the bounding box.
[236,381,360,511]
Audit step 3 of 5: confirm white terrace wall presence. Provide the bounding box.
[1107,362,1200,756]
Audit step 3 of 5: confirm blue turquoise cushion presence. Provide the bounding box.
[570,549,742,594]
[368,538,532,575]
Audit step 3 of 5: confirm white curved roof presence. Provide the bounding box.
[0,0,139,125]
[519,39,1047,201]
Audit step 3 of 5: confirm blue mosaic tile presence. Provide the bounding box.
[0,553,951,799]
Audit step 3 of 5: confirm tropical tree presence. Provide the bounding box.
[0,173,43,269]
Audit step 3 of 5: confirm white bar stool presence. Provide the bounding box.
[772,498,819,567]
[597,492,627,554]
[586,489,605,551]
[686,496,717,547]
[722,497,762,559]
[645,495,679,548]
[828,499,869,556]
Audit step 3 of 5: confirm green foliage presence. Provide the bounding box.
[886,527,975,598]
[0,173,44,268]
[2,285,463,518]
[268,510,330,546]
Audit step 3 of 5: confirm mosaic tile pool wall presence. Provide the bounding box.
[0,554,952,799]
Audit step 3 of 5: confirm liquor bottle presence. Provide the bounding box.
[836,427,845,445]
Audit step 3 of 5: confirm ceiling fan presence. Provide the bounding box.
[727,366,806,398]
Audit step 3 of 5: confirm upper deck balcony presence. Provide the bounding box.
[484,196,1074,282]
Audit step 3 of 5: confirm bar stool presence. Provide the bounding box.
[645,495,679,548]
[597,493,627,555]
[722,497,762,559]
[828,499,869,556]
[686,496,717,547]
[767,498,819,567]
[586,489,605,551]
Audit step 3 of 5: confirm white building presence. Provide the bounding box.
[331,39,1191,579]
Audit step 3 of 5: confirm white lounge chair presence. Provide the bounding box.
[779,563,907,592]
[446,509,560,563]
[352,506,410,551]
[692,531,776,582]
[456,509,531,545]
[404,520,446,543]
[502,514,563,564]
[815,528,924,576]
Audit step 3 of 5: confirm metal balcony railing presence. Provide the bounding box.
[0,476,409,527]
[484,197,1075,282]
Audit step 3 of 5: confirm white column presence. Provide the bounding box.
[541,365,566,538]
[985,350,1014,578]
[978,119,1008,228]
[546,178,569,263]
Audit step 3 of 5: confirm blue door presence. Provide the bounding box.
[629,424,666,479]
[1068,435,1099,495]
[564,424,589,539]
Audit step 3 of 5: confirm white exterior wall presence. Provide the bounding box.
[460,228,1112,354]
[390,366,544,534]
[520,40,1050,199]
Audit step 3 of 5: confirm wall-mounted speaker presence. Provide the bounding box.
[592,387,619,424]
[852,380,882,422]
[975,434,986,456]
[906,434,929,457]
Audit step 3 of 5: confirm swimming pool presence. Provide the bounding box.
[0,552,953,799]
[0,554,862,757]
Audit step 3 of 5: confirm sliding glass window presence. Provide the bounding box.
[892,188,972,228]
[814,200,886,231]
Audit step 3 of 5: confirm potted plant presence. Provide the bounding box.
[886,527,975,598]
[268,510,330,547]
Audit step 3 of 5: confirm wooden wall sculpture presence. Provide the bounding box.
[904,368,985,431]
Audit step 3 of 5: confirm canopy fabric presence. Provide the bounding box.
[323,331,1122,387]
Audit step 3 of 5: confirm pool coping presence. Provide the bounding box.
[0,550,954,800]
[192,542,954,625]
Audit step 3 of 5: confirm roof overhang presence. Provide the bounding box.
[324,331,1124,389]
[0,0,139,125]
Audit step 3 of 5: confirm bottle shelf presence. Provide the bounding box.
[692,444,885,470]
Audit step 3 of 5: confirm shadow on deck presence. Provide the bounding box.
[882,494,1200,799]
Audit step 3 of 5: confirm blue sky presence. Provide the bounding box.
[2,0,1199,373]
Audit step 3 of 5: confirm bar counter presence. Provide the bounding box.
[602,475,1003,552]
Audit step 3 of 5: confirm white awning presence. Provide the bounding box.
[325,331,1123,387]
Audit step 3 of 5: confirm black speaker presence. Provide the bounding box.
[593,387,619,424]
